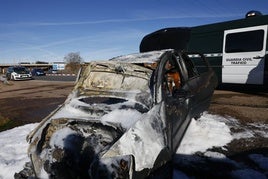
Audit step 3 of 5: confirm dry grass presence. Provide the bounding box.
[0,114,13,132]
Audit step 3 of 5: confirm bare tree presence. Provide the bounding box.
[64,52,83,74]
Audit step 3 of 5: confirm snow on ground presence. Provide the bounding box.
[0,114,267,179]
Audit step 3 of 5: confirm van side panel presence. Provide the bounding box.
[188,15,268,85]
[222,25,267,85]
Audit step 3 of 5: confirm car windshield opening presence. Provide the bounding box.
[14,68,28,73]
[79,97,149,113]
[82,71,149,91]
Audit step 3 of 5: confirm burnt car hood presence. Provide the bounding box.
[26,91,168,178]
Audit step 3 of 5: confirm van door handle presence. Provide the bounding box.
[253,56,263,59]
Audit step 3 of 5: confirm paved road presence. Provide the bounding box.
[1,74,77,82]
[32,75,77,82]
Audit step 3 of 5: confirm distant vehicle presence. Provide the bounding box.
[17,50,217,178]
[140,11,268,87]
[31,68,46,76]
[6,66,32,80]
[48,69,58,74]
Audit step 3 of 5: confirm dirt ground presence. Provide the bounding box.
[0,80,74,131]
[209,89,268,124]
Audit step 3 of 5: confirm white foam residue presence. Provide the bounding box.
[49,128,77,149]
[177,114,233,155]
[204,151,226,159]
[248,123,268,138]
[1,112,267,178]
[0,123,38,179]
[51,98,91,119]
[101,109,142,129]
[232,130,255,139]
[117,108,165,171]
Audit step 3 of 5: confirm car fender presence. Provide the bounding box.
[103,104,168,173]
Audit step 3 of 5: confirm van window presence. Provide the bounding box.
[225,30,264,53]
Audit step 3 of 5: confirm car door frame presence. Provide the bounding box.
[154,51,190,153]
[179,52,217,120]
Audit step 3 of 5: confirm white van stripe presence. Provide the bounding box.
[188,53,223,58]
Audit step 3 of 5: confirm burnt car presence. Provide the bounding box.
[17,50,217,178]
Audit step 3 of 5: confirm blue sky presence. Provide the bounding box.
[0,0,267,63]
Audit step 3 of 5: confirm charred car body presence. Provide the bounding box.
[17,50,217,178]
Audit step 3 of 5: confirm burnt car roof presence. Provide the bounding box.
[109,49,173,64]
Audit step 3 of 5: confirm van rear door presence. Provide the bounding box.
[222,25,267,84]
